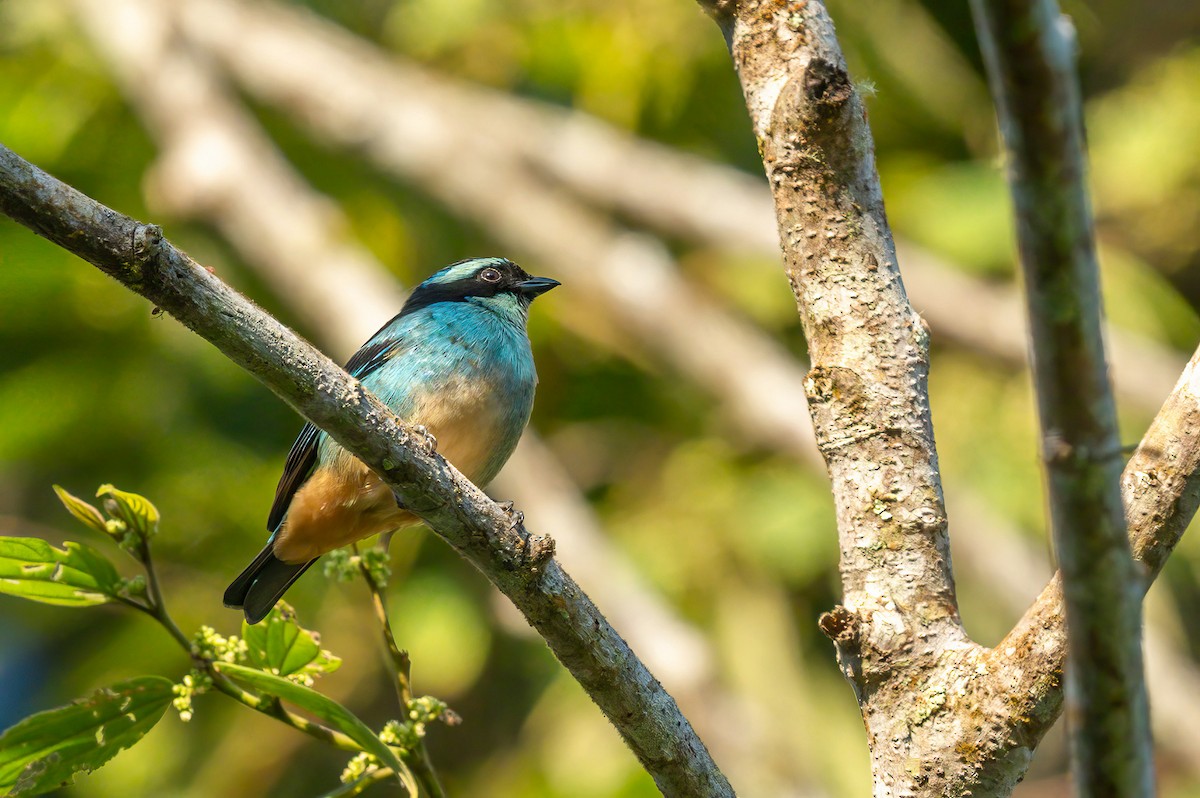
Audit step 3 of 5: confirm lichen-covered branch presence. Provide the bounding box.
[0,142,733,798]
[971,1,1153,792]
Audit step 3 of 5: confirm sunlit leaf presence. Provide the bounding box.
[95,485,159,539]
[242,602,341,683]
[0,537,121,606]
[50,486,107,536]
[213,663,411,788]
[0,676,174,795]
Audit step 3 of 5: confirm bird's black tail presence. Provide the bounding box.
[224,542,317,624]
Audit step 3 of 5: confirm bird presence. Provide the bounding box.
[224,257,559,624]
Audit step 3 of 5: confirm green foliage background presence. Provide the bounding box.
[1,0,1199,795]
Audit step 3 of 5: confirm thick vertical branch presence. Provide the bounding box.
[971,2,1154,793]
[702,0,961,644]
[698,2,977,793]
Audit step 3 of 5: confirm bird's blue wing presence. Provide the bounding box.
[265,327,408,531]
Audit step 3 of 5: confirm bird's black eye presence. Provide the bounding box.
[479,267,503,283]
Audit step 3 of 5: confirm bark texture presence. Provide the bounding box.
[699,2,979,793]
[0,142,733,798]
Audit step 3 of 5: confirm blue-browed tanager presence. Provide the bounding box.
[224,257,559,623]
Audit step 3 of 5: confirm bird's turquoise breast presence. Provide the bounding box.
[319,301,537,486]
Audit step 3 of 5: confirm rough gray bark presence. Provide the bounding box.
[0,142,734,798]
[971,0,1154,793]
[698,1,975,793]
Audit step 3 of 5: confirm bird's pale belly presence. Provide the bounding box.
[272,379,511,563]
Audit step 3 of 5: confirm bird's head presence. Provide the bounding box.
[400,257,559,325]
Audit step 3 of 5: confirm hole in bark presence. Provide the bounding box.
[804,57,852,106]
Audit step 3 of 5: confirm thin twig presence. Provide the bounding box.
[355,549,412,707]
[207,678,361,753]
[351,544,446,798]
[319,767,397,798]
[971,1,1154,793]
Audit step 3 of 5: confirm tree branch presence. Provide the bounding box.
[696,0,981,791]
[351,544,446,798]
[948,459,1200,774]
[984,343,1200,788]
[0,142,733,798]
[971,1,1153,792]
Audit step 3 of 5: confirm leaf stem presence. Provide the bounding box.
[208,681,360,753]
[354,544,445,798]
[129,542,361,753]
[319,767,397,798]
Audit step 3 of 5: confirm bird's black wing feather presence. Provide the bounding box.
[344,335,405,380]
[266,422,319,531]
[265,335,407,531]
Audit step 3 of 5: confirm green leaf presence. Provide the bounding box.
[95,485,159,539]
[0,676,174,795]
[0,537,121,606]
[242,602,341,683]
[213,663,411,785]
[50,486,107,536]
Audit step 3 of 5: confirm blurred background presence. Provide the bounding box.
[1,0,1199,795]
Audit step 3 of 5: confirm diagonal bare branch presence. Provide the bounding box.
[68,2,792,787]
[0,142,733,798]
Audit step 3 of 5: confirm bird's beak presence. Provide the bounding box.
[515,276,561,298]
